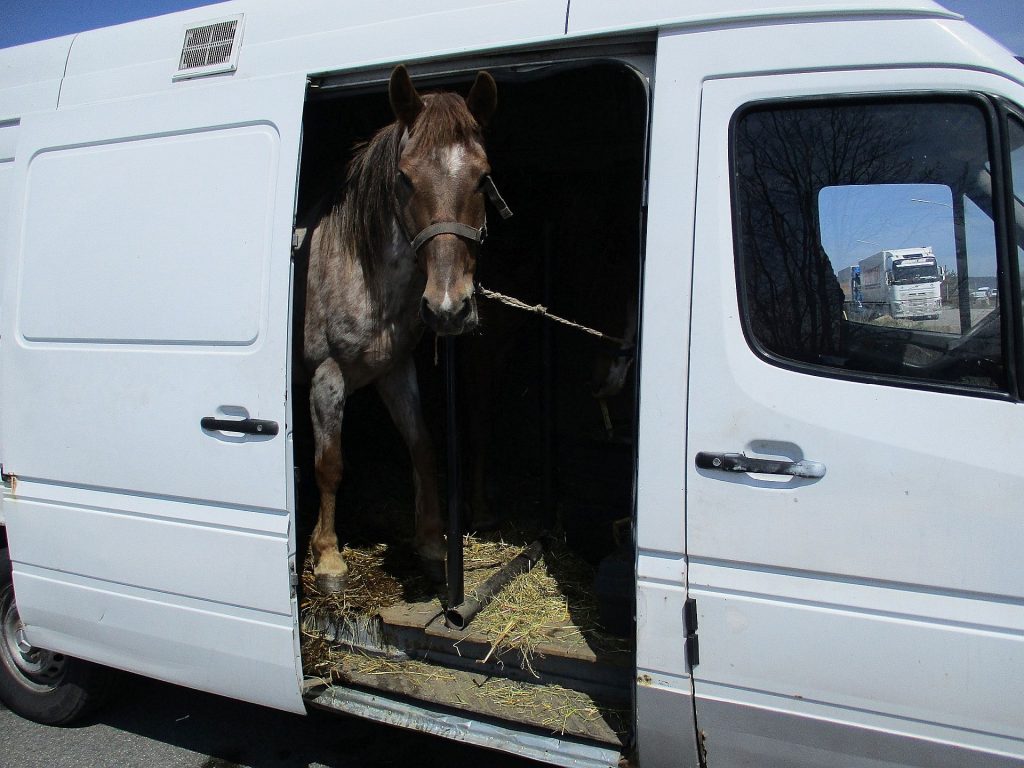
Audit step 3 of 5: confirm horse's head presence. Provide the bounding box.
[389,65,497,336]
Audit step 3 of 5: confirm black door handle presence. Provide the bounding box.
[201,417,279,436]
[696,451,825,479]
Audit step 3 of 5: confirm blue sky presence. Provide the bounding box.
[0,0,1022,53]
[819,183,999,277]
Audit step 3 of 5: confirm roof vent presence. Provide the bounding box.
[174,15,243,81]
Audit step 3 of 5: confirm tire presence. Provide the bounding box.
[0,548,114,724]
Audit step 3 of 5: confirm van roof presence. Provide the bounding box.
[2,0,961,51]
[568,0,958,36]
[0,0,972,117]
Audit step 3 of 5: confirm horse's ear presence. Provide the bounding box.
[389,65,424,126]
[466,71,497,128]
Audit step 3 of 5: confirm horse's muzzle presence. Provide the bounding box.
[420,295,478,336]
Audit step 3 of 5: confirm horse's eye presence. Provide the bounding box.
[397,171,414,190]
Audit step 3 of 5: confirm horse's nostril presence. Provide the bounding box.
[454,299,472,322]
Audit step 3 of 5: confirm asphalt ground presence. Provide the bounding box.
[0,672,543,768]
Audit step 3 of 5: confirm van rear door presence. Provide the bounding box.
[0,72,306,712]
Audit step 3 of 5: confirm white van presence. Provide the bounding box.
[1,2,1022,766]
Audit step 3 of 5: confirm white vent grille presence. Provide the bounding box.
[174,15,243,80]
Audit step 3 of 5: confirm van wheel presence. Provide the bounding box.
[0,548,114,724]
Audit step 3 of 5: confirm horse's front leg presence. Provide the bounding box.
[310,357,349,593]
[375,358,446,584]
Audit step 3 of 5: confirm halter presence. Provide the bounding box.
[405,175,513,254]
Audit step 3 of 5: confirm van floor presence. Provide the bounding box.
[299,527,632,745]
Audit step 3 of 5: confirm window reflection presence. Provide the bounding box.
[734,99,1005,390]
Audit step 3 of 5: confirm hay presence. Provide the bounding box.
[301,541,434,618]
[303,644,628,740]
[300,531,632,744]
[340,650,458,683]
[301,528,630,673]
[470,536,629,672]
[301,630,335,681]
[479,677,627,736]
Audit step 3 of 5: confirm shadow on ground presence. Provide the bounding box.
[50,672,546,768]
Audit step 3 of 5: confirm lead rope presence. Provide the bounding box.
[476,284,626,346]
[479,284,630,439]
[432,285,627,367]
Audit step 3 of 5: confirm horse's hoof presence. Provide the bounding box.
[314,572,348,594]
[420,558,446,587]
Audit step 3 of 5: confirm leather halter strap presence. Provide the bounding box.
[406,174,513,253]
[482,174,513,221]
[411,221,487,252]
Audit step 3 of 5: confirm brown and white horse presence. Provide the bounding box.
[304,65,497,592]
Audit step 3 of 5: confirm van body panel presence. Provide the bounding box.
[3,78,300,509]
[1,71,307,713]
[0,36,72,393]
[12,566,300,712]
[57,0,569,109]
[4,484,291,614]
[566,0,958,36]
[679,17,1024,764]
[694,697,1024,768]
[632,26,703,765]
[635,682,700,768]
[0,36,73,120]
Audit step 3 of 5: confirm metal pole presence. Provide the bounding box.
[445,541,543,630]
[444,335,464,609]
[541,221,555,526]
[953,194,972,332]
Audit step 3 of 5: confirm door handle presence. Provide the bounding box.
[201,416,279,436]
[696,451,825,479]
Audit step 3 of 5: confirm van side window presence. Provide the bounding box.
[733,98,1007,392]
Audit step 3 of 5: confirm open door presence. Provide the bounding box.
[0,72,307,712]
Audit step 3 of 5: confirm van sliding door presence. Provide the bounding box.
[0,73,306,712]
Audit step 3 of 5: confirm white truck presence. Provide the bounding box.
[856,246,943,320]
[1,2,1023,767]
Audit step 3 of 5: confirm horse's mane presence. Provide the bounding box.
[320,91,483,311]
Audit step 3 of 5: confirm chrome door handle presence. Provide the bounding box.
[201,416,279,436]
[696,451,825,479]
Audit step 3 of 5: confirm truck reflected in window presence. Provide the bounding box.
[853,247,943,320]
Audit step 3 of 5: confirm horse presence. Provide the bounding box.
[304,65,498,592]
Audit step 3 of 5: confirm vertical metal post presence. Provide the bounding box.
[953,193,972,333]
[541,222,556,526]
[444,336,464,609]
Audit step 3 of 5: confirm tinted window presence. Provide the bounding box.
[734,99,1005,391]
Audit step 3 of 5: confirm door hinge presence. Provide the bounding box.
[684,597,699,668]
[290,571,300,588]
[292,227,308,251]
